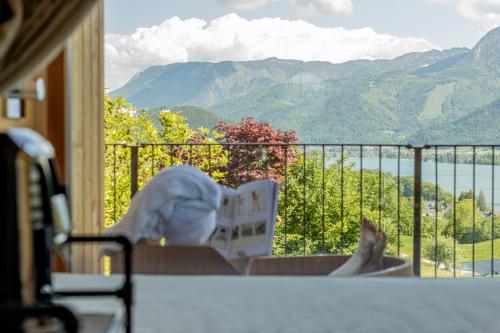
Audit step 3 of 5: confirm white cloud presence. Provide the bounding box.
[427,0,500,32]
[217,0,268,10]
[291,0,353,17]
[216,0,354,17]
[456,0,500,32]
[105,14,437,89]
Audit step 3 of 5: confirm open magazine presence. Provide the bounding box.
[210,180,279,260]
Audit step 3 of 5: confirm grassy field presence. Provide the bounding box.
[418,83,455,122]
[458,239,500,262]
[397,235,500,277]
[399,235,500,263]
[399,236,456,277]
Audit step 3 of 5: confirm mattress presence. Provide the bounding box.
[53,273,500,333]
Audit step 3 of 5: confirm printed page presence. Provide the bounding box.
[210,186,237,258]
[226,180,279,260]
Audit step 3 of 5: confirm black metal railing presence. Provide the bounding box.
[105,143,500,278]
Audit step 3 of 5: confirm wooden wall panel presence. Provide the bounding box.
[0,1,104,274]
[68,1,104,274]
[45,52,66,181]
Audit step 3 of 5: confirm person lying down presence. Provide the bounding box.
[329,218,387,276]
[102,164,387,276]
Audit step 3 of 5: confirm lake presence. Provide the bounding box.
[343,158,500,210]
[456,260,500,276]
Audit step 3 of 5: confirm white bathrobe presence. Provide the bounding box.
[103,165,222,252]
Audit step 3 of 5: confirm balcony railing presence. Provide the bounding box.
[105,143,500,278]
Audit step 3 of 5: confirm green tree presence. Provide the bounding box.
[443,199,485,243]
[458,190,474,201]
[274,153,363,255]
[477,191,487,211]
[104,96,161,228]
[400,176,453,209]
[273,152,414,256]
[104,96,228,228]
[423,236,454,269]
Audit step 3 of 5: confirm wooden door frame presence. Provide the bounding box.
[66,0,104,274]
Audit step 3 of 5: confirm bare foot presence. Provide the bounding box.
[229,251,251,275]
[358,218,377,255]
[360,230,387,274]
[330,218,377,276]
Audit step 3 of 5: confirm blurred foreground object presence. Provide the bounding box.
[0,0,97,93]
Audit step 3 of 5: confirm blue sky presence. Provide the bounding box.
[105,0,482,47]
[104,0,500,89]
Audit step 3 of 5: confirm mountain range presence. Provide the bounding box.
[110,27,500,144]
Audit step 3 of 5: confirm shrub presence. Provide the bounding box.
[423,236,455,269]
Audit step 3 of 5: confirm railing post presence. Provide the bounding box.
[130,146,139,198]
[413,147,422,277]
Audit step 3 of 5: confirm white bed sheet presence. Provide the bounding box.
[53,273,500,333]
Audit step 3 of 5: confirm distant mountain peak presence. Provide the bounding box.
[470,26,500,65]
[476,26,500,46]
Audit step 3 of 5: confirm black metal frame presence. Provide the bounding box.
[54,235,133,333]
[108,142,500,278]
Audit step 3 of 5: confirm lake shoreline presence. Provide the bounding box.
[337,157,500,210]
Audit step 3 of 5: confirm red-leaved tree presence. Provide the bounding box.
[216,118,297,186]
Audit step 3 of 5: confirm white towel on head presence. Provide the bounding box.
[102,165,221,253]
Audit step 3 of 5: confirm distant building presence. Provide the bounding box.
[483,211,500,218]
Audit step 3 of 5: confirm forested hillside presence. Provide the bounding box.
[148,106,222,130]
[110,27,500,144]
[410,99,500,143]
